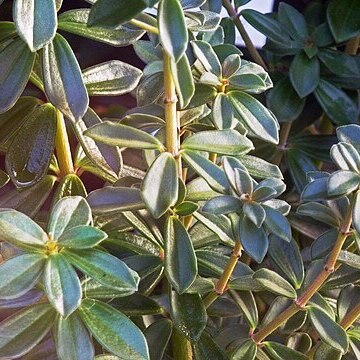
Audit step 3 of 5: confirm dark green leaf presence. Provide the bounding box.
[328,170,360,197]
[52,174,87,204]
[14,0,57,51]
[263,205,292,242]
[42,34,88,121]
[338,284,360,322]
[231,290,258,329]
[203,195,242,215]
[297,202,339,227]
[58,225,107,249]
[231,339,257,360]
[144,319,172,360]
[191,40,222,76]
[212,93,236,129]
[165,216,197,293]
[193,331,228,360]
[314,343,342,360]
[331,142,360,172]
[264,341,308,360]
[244,202,265,228]
[238,155,283,180]
[141,152,178,218]
[278,2,308,41]
[79,299,149,360]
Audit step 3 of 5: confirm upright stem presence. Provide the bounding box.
[172,329,193,360]
[222,0,267,70]
[252,198,354,343]
[273,121,292,166]
[55,110,74,177]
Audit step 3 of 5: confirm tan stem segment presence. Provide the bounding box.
[252,198,354,343]
[55,110,74,177]
[172,329,193,360]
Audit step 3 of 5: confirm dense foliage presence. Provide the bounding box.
[0,0,359,359]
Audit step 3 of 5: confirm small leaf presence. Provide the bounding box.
[44,254,82,317]
[42,34,88,121]
[158,0,188,62]
[52,174,87,204]
[85,121,164,150]
[170,292,206,342]
[141,152,178,218]
[263,205,292,242]
[327,170,360,197]
[191,40,222,76]
[55,312,95,360]
[264,341,308,360]
[14,0,57,51]
[212,93,236,129]
[79,299,150,360]
[338,284,360,322]
[174,201,199,216]
[202,195,242,215]
[48,196,91,240]
[308,306,349,353]
[244,202,266,228]
[278,2,308,41]
[331,142,360,172]
[353,191,360,235]
[0,304,56,358]
[83,60,142,96]
[0,38,35,113]
[231,339,257,360]
[0,253,46,300]
[289,52,320,98]
[165,216,197,293]
[144,319,173,360]
[193,331,228,360]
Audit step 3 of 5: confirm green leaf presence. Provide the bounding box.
[238,155,283,180]
[241,9,291,46]
[267,77,305,122]
[212,93,236,129]
[165,216,197,293]
[52,174,87,204]
[338,284,360,322]
[87,187,145,214]
[231,290,258,329]
[0,38,35,113]
[141,152,178,218]
[42,33,89,121]
[5,103,56,188]
[63,248,140,292]
[181,149,228,193]
[55,312,94,360]
[0,209,47,251]
[14,0,57,51]
[0,253,46,299]
[203,195,242,215]
[144,319,173,360]
[48,196,91,240]
[308,306,349,353]
[263,205,292,242]
[244,202,266,228]
[229,90,279,144]
[110,293,162,315]
[171,54,195,109]
[328,170,360,197]
[222,54,241,78]
[264,341,308,360]
[353,191,360,235]
[182,129,253,155]
[192,331,228,360]
[0,304,56,358]
[58,225,107,249]
[290,52,320,98]
[170,292,206,342]
[314,79,358,125]
[79,299,149,360]
[234,168,253,195]
[314,343,342,360]
[253,268,296,298]
[327,0,360,43]
[337,125,360,152]
[297,202,339,227]
[83,60,142,96]
[239,216,268,263]
[331,142,360,172]
[44,254,82,317]
[191,40,222,76]
[188,83,217,108]
[231,339,257,360]
[88,0,147,27]
[58,9,145,47]
[158,0,188,62]
[174,201,199,216]
[85,121,164,150]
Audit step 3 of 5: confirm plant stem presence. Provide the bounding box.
[129,19,159,34]
[222,0,267,70]
[55,110,74,177]
[252,198,354,343]
[340,301,360,330]
[345,35,360,55]
[172,329,193,360]
[273,121,292,166]
[203,240,242,308]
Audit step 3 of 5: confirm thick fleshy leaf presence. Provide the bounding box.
[327,0,360,43]
[0,304,56,358]
[165,216,197,293]
[87,187,145,214]
[55,313,94,360]
[212,93,237,129]
[88,0,147,27]
[193,331,227,360]
[63,248,139,292]
[244,202,266,228]
[203,195,242,215]
[141,152,178,218]
[331,142,360,172]
[83,60,142,96]
[158,0,188,62]
[289,52,320,98]
[0,253,46,299]
[5,103,56,188]
[253,268,296,298]
[182,129,253,155]
[144,319,173,360]
[278,2,308,41]
[353,191,360,235]
[14,0,57,51]
[58,9,145,46]
[264,341,308,360]
[79,299,149,360]
[328,170,360,197]
[191,40,222,76]
[85,121,164,150]
[52,174,87,204]
[42,34,89,121]
[0,209,47,251]
[297,202,339,227]
[44,254,82,317]
[314,79,358,125]
[338,284,360,322]
[263,205,292,242]
[58,225,107,249]
[308,306,349,353]
[229,90,279,144]
[48,196,91,240]
[170,292,206,342]
[0,38,35,113]
[337,125,360,153]
[231,339,257,360]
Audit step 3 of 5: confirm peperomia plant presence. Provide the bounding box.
[0,0,359,359]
